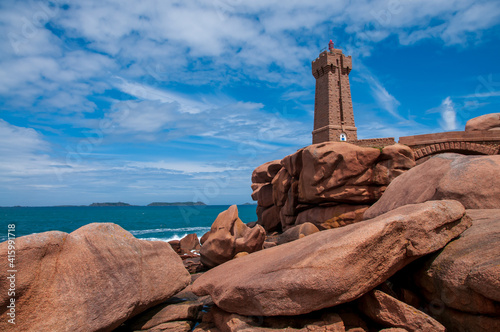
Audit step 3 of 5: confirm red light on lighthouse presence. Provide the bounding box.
[328,40,334,51]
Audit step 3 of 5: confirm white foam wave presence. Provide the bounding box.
[140,234,187,242]
[129,226,210,236]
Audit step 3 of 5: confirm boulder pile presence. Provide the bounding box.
[193,200,471,316]
[2,140,499,332]
[252,142,415,233]
[169,233,205,274]
[189,147,499,331]
[199,205,266,268]
[410,209,500,331]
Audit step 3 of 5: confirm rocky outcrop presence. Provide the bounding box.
[183,256,204,274]
[251,143,415,232]
[252,160,283,232]
[357,290,445,332]
[179,233,201,254]
[200,205,266,268]
[465,112,500,131]
[256,205,281,233]
[410,209,500,330]
[251,159,282,184]
[0,223,191,332]
[168,239,181,253]
[169,234,204,273]
[192,200,470,316]
[364,154,500,219]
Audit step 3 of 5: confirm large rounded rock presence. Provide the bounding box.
[257,205,281,233]
[200,205,265,268]
[192,200,470,316]
[252,159,282,184]
[179,233,201,254]
[0,223,190,332]
[358,290,445,332]
[252,183,274,208]
[465,113,500,131]
[364,154,500,219]
[296,143,413,204]
[413,209,500,315]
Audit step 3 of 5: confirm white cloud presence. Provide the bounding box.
[439,97,458,131]
[107,100,179,133]
[442,1,500,44]
[460,91,500,99]
[0,120,58,178]
[0,49,114,112]
[359,71,402,120]
[115,79,213,114]
[1,0,499,114]
[0,119,48,155]
[104,97,310,148]
[126,160,249,174]
[28,184,68,189]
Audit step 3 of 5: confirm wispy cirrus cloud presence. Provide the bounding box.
[460,91,500,99]
[114,79,214,114]
[357,69,403,120]
[439,97,458,131]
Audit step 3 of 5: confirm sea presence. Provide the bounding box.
[0,205,258,243]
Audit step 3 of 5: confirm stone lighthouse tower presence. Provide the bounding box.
[312,40,357,144]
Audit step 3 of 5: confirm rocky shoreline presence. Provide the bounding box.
[1,114,499,332]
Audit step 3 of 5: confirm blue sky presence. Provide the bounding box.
[1,0,500,206]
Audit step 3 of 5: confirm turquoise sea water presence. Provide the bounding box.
[0,205,257,243]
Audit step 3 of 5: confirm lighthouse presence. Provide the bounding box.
[311,41,357,144]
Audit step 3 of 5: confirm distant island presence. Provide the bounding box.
[147,201,206,206]
[89,202,132,207]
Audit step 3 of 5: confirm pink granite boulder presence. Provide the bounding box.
[413,209,500,315]
[0,223,190,332]
[465,113,500,131]
[200,205,265,268]
[364,154,500,219]
[358,290,445,332]
[192,200,470,316]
